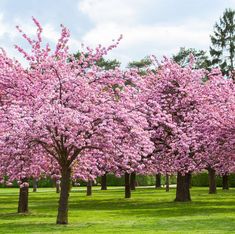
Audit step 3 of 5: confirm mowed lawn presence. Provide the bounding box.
[0,187,235,233]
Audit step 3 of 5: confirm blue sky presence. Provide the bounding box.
[0,0,234,66]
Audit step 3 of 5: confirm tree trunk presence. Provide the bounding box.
[53,178,60,193]
[222,174,229,190]
[130,172,136,190]
[86,180,92,196]
[18,179,29,213]
[188,173,192,188]
[155,173,161,188]
[101,173,107,190]
[175,172,191,202]
[56,180,60,193]
[165,174,169,192]
[33,178,37,192]
[56,168,71,224]
[208,167,217,194]
[125,172,131,198]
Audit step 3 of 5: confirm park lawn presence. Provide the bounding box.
[0,187,235,234]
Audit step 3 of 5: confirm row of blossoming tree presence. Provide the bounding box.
[0,19,234,224]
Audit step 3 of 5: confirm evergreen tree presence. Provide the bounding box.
[173,47,210,69]
[210,8,235,79]
[128,57,152,75]
[96,57,121,70]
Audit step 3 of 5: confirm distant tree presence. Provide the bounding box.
[172,47,210,69]
[210,8,235,79]
[128,57,152,75]
[96,57,121,70]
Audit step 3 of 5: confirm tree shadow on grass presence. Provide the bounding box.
[66,194,235,226]
[130,217,235,232]
[0,222,88,234]
[0,210,56,220]
[0,216,234,233]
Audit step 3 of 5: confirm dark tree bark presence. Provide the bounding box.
[33,178,37,192]
[56,167,71,224]
[175,172,191,202]
[101,173,107,190]
[155,173,161,188]
[130,172,136,190]
[165,174,169,192]
[86,180,92,196]
[125,172,131,198]
[18,178,29,213]
[222,174,229,190]
[208,167,217,194]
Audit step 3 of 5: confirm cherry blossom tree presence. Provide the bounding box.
[0,48,53,212]
[193,68,235,193]
[0,18,154,224]
[140,58,209,202]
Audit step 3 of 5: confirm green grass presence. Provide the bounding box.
[0,187,235,233]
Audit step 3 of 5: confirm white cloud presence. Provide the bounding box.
[82,22,210,65]
[0,15,82,63]
[78,0,150,25]
[0,13,8,37]
[78,0,212,65]
[82,23,209,48]
[0,0,232,67]
[43,24,60,43]
[43,24,82,52]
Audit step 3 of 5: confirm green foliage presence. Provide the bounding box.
[36,178,54,187]
[96,174,176,186]
[162,175,177,185]
[192,172,235,187]
[210,8,235,79]
[135,175,155,186]
[191,172,210,186]
[172,47,211,69]
[128,57,153,75]
[128,58,152,69]
[3,173,235,189]
[95,58,120,70]
[0,177,54,188]
[96,174,156,186]
[0,175,157,188]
